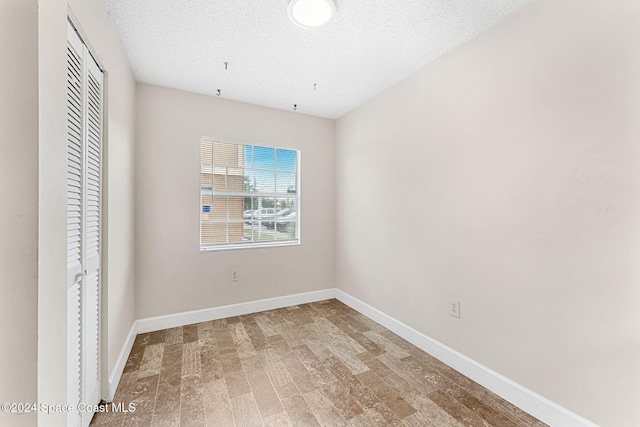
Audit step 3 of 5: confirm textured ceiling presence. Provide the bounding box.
[104,0,534,119]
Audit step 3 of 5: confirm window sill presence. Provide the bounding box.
[200,240,300,252]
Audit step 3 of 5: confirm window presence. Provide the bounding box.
[200,137,300,250]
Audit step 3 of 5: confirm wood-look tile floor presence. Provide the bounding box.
[91,299,547,427]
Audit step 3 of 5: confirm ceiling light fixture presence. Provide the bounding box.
[287,0,337,28]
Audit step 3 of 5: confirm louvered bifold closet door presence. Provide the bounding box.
[82,48,103,417]
[67,21,84,427]
[66,19,103,427]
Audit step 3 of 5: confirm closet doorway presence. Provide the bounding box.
[66,19,103,427]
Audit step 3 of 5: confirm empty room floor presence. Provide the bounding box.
[91,299,547,426]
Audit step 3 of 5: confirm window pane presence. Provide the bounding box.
[201,173,212,191]
[228,196,243,222]
[252,227,278,243]
[214,141,242,166]
[254,146,275,169]
[201,140,213,166]
[211,196,227,220]
[251,197,261,217]
[276,149,296,171]
[248,170,275,194]
[201,162,213,174]
[243,196,253,213]
[242,221,253,242]
[228,221,243,243]
[275,221,296,240]
[201,195,213,221]
[212,171,226,191]
[276,198,295,211]
[243,145,253,168]
[201,222,226,245]
[228,168,244,191]
[276,171,296,194]
[261,197,276,210]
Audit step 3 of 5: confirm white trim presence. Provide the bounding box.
[334,289,600,427]
[136,289,336,334]
[200,240,300,253]
[108,288,598,427]
[107,323,136,400]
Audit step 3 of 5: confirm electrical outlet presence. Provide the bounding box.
[449,299,460,318]
[231,270,239,282]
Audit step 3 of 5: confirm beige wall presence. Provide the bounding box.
[336,0,640,425]
[135,84,335,319]
[0,1,39,426]
[5,0,639,425]
[37,1,69,424]
[36,0,136,425]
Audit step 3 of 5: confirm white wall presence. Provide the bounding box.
[0,1,39,426]
[335,0,640,425]
[36,0,137,425]
[135,84,335,319]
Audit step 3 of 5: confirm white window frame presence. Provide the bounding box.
[200,137,301,251]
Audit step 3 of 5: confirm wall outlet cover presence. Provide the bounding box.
[449,299,460,318]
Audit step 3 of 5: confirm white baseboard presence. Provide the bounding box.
[108,287,597,427]
[135,288,337,333]
[335,289,599,427]
[107,322,137,401]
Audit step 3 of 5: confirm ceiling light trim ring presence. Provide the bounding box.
[287,0,337,29]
